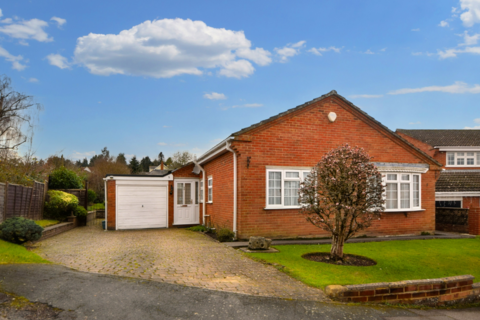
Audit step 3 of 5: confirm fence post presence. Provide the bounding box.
[27,184,34,219]
[41,182,47,220]
[84,181,88,210]
[2,182,7,222]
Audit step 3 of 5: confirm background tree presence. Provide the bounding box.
[158,152,165,164]
[165,157,173,167]
[140,156,152,172]
[88,157,130,201]
[81,158,88,167]
[0,75,42,150]
[129,156,140,173]
[170,151,193,169]
[116,153,127,166]
[299,144,385,261]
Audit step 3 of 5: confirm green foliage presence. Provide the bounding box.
[0,217,44,244]
[247,238,480,288]
[73,205,88,218]
[216,227,235,242]
[44,190,79,220]
[187,225,208,232]
[0,239,50,264]
[129,156,141,173]
[87,189,97,203]
[34,220,59,228]
[88,203,105,211]
[421,231,431,236]
[49,167,84,189]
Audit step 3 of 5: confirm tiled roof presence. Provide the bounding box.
[436,170,480,192]
[397,129,480,147]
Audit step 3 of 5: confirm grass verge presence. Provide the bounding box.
[0,239,50,264]
[246,238,480,289]
[34,220,59,228]
[87,203,105,211]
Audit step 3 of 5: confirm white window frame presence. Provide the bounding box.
[446,151,480,167]
[382,172,422,212]
[207,177,213,203]
[265,168,311,209]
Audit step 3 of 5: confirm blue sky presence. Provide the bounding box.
[1,0,480,161]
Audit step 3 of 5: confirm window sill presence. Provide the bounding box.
[384,209,425,213]
[264,206,302,210]
[207,202,213,204]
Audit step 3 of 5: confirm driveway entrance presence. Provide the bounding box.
[33,226,326,301]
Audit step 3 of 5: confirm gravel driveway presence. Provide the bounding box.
[33,225,326,301]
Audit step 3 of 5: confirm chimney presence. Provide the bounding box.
[160,161,164,170]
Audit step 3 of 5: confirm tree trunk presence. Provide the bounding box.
[330,233,345,261]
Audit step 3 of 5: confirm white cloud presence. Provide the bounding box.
[203,92,227,100]
[349,94,383,98]
[438,46,480,58]
[242,103,263,107]
[412,51,435,56]
[0,9,2,18]
[452,7,458,13]
[412,52,423,56]
[465,119,480,129]
[73,18,270,79]
[158,142,167,146]
[364,49,375,54]
[411,28,420,32]
[163,125,172,128]
[71,151,96,160]
[46,53,71,69]
[380,48,387,52]
[0,18,52,42]
[439,20,450,27]
[28,77,38,83]
[275,40,306,62]
[389,81,480,95]
[50,16,66,28]
[1,18,12,24]
[409,121,422,125]
[460,31,480,46]
[308,46,341,56]
[460,0,480,27]
[0,46,27,70]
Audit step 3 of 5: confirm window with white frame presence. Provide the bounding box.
[207,178,213,203]
[383,173,421,211]
[446,152,480,167]
[266,169,311,208]
[199,180,204,203]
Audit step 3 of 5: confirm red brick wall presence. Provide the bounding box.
[106,180,116,230]
[226,95,439,239]
[203,152,235,230]
[469,208,480,235]
[463,197,480,209]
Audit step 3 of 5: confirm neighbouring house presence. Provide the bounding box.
[105,90,445,239]
[396,129,480,234]
[147,162,170,175]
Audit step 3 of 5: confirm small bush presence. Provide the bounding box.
[0,217,44,244]
[73,206,88,218]
[49,167,84,189]
[187,225,208,232]
[421,231,431,236]
[87,189,97,204]
[216,228,235,242]
[44,190,79,220]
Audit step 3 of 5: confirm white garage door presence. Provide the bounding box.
[116,185,168,230]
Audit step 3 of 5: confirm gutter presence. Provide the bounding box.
[197,137,234,165]
[225,141,238,238]
[193,159,206,226]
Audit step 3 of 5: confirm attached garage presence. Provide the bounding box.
[105,175,173,230]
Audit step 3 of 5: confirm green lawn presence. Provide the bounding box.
[247,238,480,289]
[0,239,50,264]
[34,220,59,228]
[88,203,105,211]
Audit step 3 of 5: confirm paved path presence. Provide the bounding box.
[3,264,480,320]
[32,226,326,301]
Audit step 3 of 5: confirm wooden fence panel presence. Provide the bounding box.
[1,182,46,222]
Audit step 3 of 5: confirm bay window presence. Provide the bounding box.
[383,173,421,211]
[266,169,311,209]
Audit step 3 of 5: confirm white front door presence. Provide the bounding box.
[174,180,199,225]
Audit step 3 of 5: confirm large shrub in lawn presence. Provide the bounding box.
[49,167,84,189]
[44,190,79,220]
[0,217,44,244]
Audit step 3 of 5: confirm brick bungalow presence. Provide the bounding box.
[105,90,443,239]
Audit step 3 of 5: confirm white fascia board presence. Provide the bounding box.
[436,146,480,151]
[197,145,229,165]
[197,137,234,164]
[436,191,480,197]
[106,175,173,181]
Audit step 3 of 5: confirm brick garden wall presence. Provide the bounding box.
[226,95,440,239]
[106,180,116,230]
[326,275,480,306]
[469,207,480,235]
